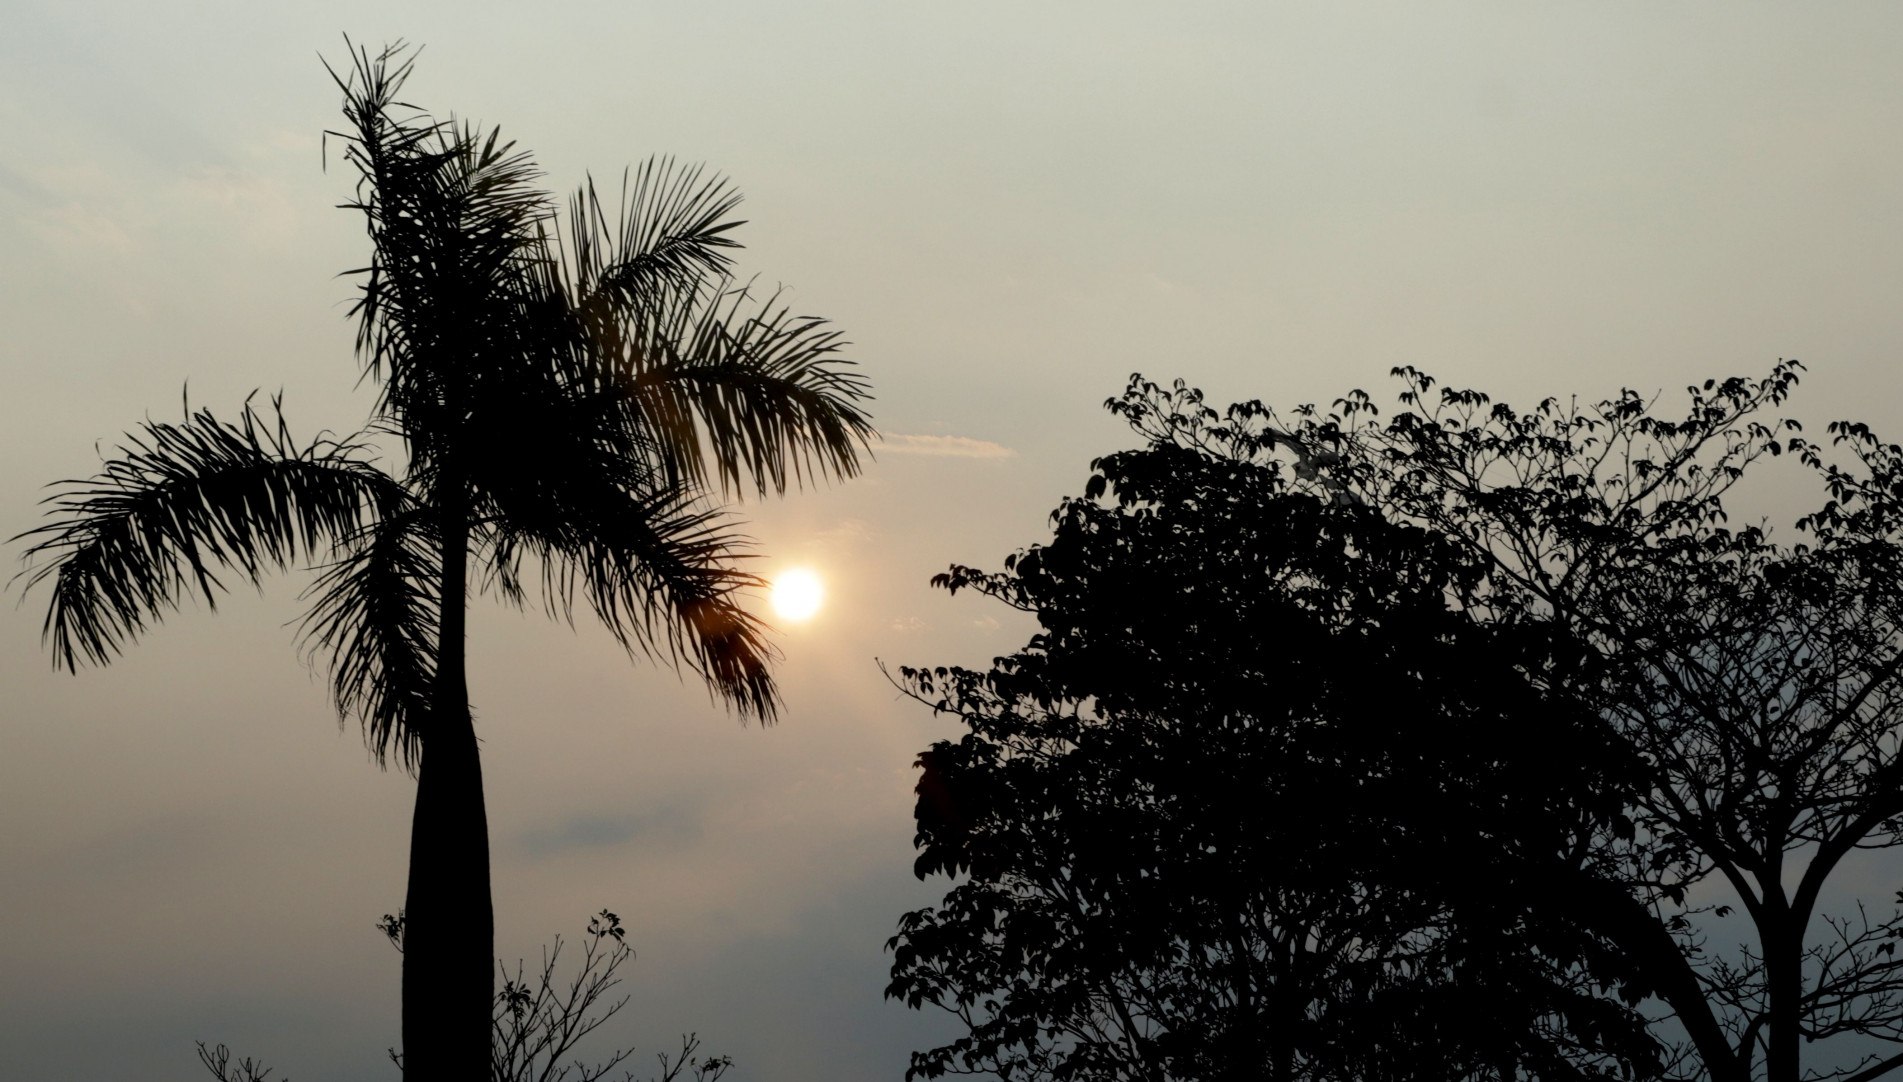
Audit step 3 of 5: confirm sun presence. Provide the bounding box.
[770,567,825,622]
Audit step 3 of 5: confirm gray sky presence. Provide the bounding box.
[4,4,1902,1079]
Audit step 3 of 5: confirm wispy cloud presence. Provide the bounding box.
[177,166,301,248]
[812,518,871,551]
[516,803,702,858]
[0,161,51,205]
[26,202,135,254]
[880,433,1016,459]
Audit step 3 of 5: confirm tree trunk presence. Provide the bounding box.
[1765,906,1800,1082]
[1544,867,1751,1082]
[402,499,493,1081]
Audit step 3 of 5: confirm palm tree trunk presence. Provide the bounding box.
[402,494,494,1081]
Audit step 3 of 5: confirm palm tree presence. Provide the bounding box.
[14,43,871,1082]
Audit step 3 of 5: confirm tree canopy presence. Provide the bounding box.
[888,390,1656,1080]
[893,363,1903,1082]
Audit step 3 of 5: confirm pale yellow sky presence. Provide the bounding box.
[4,3,1902,1079]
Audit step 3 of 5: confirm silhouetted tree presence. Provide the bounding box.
[993,364,1903,1082]
[197,1043,283,1082]
[16,43,870,1082]
[888,405,1659,1079]
[1311,362,1903,1082]
[199,910,734,1082]
[484,911,732,1082]
[895,364,1903,1080]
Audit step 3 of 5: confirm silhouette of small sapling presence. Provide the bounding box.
[198,911,733,1082]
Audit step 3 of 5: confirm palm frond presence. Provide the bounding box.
[546,157,870,499]
[299,507,441,769]
[566,158,744,305]
[598,279,875,498]
[313,44,865,727]
[474,429,778,721]
[328,40,555,445]
[13,396,402,671]
[533,504,775,722]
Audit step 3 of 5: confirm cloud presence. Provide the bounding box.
[1145,271,1187,295]
[252,129,314,158]
[26,202,135,254]
[0,161,51,204]
[515,803,702,858]
[879,433,1016,459]
[812,518,871,551]
[176,167,301,247]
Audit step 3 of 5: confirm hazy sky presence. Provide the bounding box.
[5,4,1903,1080]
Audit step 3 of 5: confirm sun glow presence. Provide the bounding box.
[771,568,825,622]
